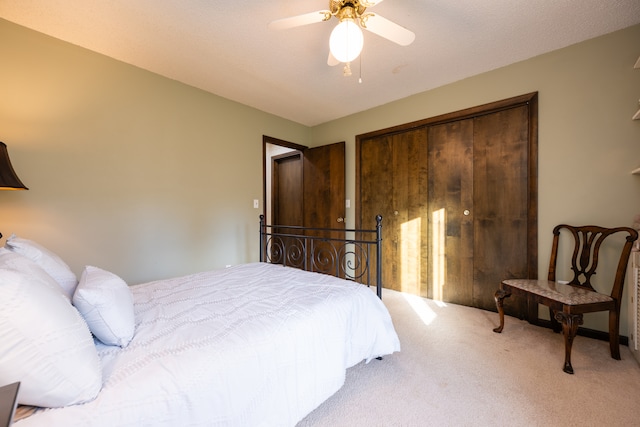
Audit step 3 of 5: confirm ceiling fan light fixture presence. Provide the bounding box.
[329,18,363,63]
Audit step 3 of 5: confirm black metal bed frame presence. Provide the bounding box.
[259,215,383,298]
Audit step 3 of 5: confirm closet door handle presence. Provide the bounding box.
[337,217,344,223]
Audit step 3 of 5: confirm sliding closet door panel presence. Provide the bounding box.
[359,129,428,293]
[357,93,536,319]
[427,120,474,304]
[393,129,429,296]
[360,136,396,289]
[473,105,530,314]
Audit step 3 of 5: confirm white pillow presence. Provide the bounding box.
[5,234,78,299]
[0,265,103,407]
[0,248,62,294]
[73,266,135,347]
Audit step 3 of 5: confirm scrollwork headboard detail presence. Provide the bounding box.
[259,215,383,299]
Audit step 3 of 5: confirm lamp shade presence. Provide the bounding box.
[0,142,28,190]
[329,18,363,63]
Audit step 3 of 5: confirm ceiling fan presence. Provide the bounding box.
[268,0,415,76]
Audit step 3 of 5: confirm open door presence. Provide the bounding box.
[302,142,346,275]
[263,135,345,265]
[264,136,345,230]
[303,142,345,230]
[263,136,346,271]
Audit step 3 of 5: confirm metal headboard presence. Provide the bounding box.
[259,215,383,298]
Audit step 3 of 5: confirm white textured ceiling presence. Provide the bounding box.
[1,1,640,126]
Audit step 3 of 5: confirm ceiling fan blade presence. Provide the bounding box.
[361,13,415,46]
[268,10,330,31]
[327,52,340,66]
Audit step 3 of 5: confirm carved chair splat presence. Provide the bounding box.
[493,224,638,374]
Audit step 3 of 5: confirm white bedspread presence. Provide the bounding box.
[17,262,400,426]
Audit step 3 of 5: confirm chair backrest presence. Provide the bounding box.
[547,224,638,300]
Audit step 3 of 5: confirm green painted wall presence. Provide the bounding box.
[0,18,310,284]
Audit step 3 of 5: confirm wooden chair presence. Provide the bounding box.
[493,224,638,374]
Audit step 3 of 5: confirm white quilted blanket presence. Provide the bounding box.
[17,262,400,426]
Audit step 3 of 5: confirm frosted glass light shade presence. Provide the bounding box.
[329,19,363,63]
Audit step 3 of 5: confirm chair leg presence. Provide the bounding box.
[549,307,561,333]
[493,289,510,333]
[555,312,583,374]
[609,309,621,360]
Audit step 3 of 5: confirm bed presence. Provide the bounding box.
[0,216,399,426]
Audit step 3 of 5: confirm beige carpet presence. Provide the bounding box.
[298,288,640,426]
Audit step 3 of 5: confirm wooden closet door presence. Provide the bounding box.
[393,129,429,295]
[357,93,536,320]
[427,119,474,303]
[359,129,428,293]
[426,107,530,315]
[360,135,395,289]
[472,105,530,314]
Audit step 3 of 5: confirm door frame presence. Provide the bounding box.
[263,135,308,225]
[263,136,346,230]
[355,93,538,319]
